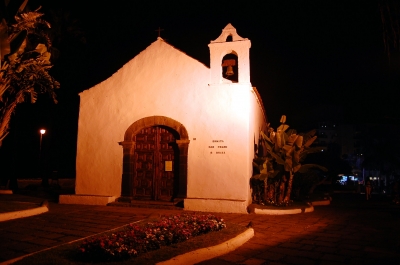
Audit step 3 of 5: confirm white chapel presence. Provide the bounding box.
[60,23,267,213]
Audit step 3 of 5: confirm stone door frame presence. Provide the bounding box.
[119,116,189,199]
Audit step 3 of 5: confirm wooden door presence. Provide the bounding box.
[133,126,176,201]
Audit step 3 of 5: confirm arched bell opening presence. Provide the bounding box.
[119,116,189,202]
[222,52,238,83]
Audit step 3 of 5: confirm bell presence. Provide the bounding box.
[226,65,234,76]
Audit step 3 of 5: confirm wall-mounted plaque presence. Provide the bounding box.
[165,161,173,171]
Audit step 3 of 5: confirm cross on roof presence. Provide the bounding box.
[155,27,164,38]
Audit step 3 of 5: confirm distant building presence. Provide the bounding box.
[313,121,339,152]
[313,119,400,188]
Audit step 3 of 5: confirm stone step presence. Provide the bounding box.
[108,198,184,210]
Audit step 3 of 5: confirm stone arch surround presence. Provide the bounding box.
[119,116,189,198]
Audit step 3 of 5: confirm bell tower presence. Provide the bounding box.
[208,23,251,85]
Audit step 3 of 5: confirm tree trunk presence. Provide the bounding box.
[0,100,18,146]
[278,180,285,204]
[283,170,294,203]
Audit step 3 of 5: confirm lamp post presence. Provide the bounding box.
[39,129,46,159]
[39,129,47,186]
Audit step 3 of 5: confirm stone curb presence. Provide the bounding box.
[310,199,331,206]
[156,228,255,265]
[0,202,49,222]
[253,205,314,215]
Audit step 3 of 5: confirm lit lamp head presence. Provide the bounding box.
[40,129,46,135]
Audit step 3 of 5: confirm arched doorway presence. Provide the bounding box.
[119,116,189,201]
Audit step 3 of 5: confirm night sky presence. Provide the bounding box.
[1,1,399,177]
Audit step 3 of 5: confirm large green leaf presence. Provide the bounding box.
[266,149,285,165]
[260,130,268,140]
[304,135,317,147]
[269,170,280,179]
[280,115,286,123]
[277,124,289,133]
[259,173,269,181]
[263,140,273,152]
[0,19,10,64]
[297,164,328,173]
[9,29,27,55]
[260,130,274,146]
[294,135,303,149]
[260,160,269,174]
[300,147,324,159]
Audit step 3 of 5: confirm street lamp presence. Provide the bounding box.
[39,129,46,159]
[39,129,46,186]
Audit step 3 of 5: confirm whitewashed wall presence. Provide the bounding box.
[74,37,266,213]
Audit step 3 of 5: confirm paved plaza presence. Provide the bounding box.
[0,192,399,265]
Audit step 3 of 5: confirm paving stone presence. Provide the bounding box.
[282,256,315,265]
[298,234,317,240]
[255,250,284,261]
[268,262,286,265]
[311,240,338,247]
[23,244,48,254]
[320,253,347,263]
[267,246,303,257]
[24,237,59,247]
[300,244,314,251]
[318,261,343,265]
[315,236,340,243]
[279,242,304,249]
[38,232,69,240]
[327,225,349,231]
[338,239,369,247]
[241,258,267,265]
[0,249,21,262]
[197,258,237,264]
[339,243,363,250]
[8,241,39,252]
[338,248,364,258]
[218,253,247,263]
[230,243,266,257]
[2,193,400,265]
[297,238,312,244]
[78,226,109,233]
[296,250,323,260]
[312,232,342,238]
[349,257,393,265]
[314,246,338,254]
[278,230,305,237]
[57,235,81,243]
[248,237,281,247]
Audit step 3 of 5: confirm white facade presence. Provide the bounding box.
[60,24,267,213]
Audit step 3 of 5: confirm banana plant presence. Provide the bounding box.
[0,0,59,146]
[1,0,29,66]
[252,115,327,205]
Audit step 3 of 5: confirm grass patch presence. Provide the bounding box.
[13,220,247,265]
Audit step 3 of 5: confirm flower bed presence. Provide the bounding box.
[77,213,226,262]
